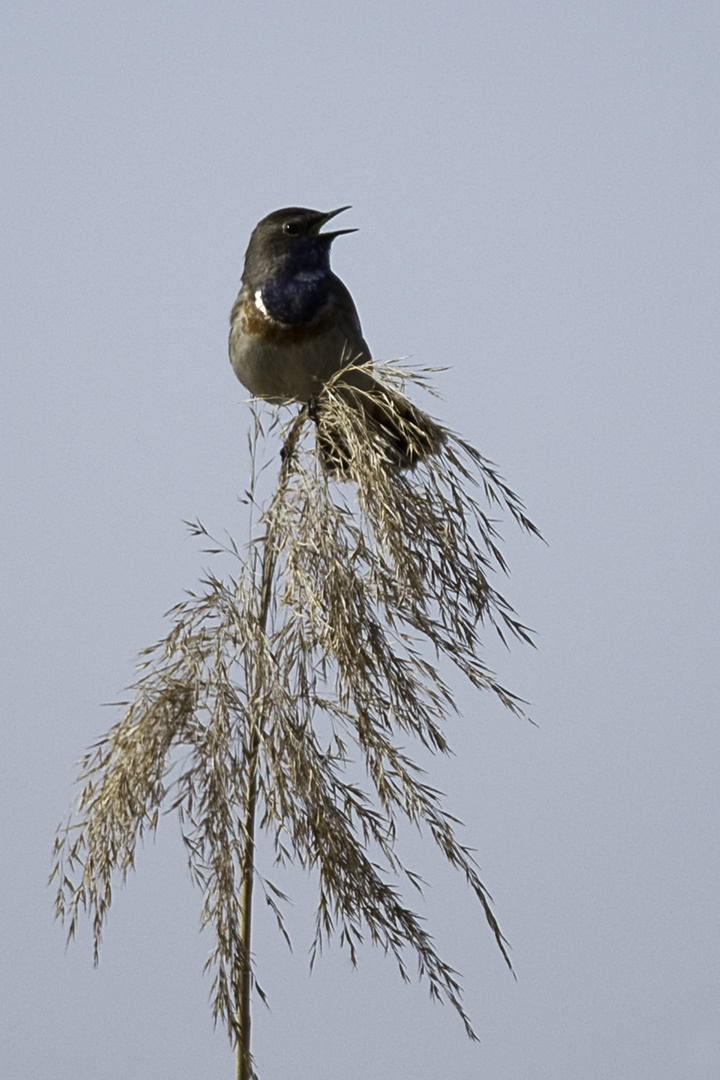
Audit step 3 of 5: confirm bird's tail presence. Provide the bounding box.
[314,372,445,476]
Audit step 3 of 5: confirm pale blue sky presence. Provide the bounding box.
[2,3,719,1078]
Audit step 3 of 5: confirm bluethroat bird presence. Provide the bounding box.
[229,206,443,473]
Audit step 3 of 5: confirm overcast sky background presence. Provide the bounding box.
[2,2,719,1078]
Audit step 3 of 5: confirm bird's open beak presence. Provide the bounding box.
[313,206,358,239]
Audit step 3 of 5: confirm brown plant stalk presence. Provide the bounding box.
[51,368,539,1078]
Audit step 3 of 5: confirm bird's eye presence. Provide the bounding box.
[283,221,301,236]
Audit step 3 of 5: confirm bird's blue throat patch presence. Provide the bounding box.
[259,239,333,325]
[261,271,330,325]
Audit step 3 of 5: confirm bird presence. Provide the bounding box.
[228,206,443,474]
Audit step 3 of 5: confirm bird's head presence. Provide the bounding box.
[243,206,357,282]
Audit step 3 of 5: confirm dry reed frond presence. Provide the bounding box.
[51,366,539,1060]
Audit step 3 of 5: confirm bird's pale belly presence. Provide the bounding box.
[229,319,363,404]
